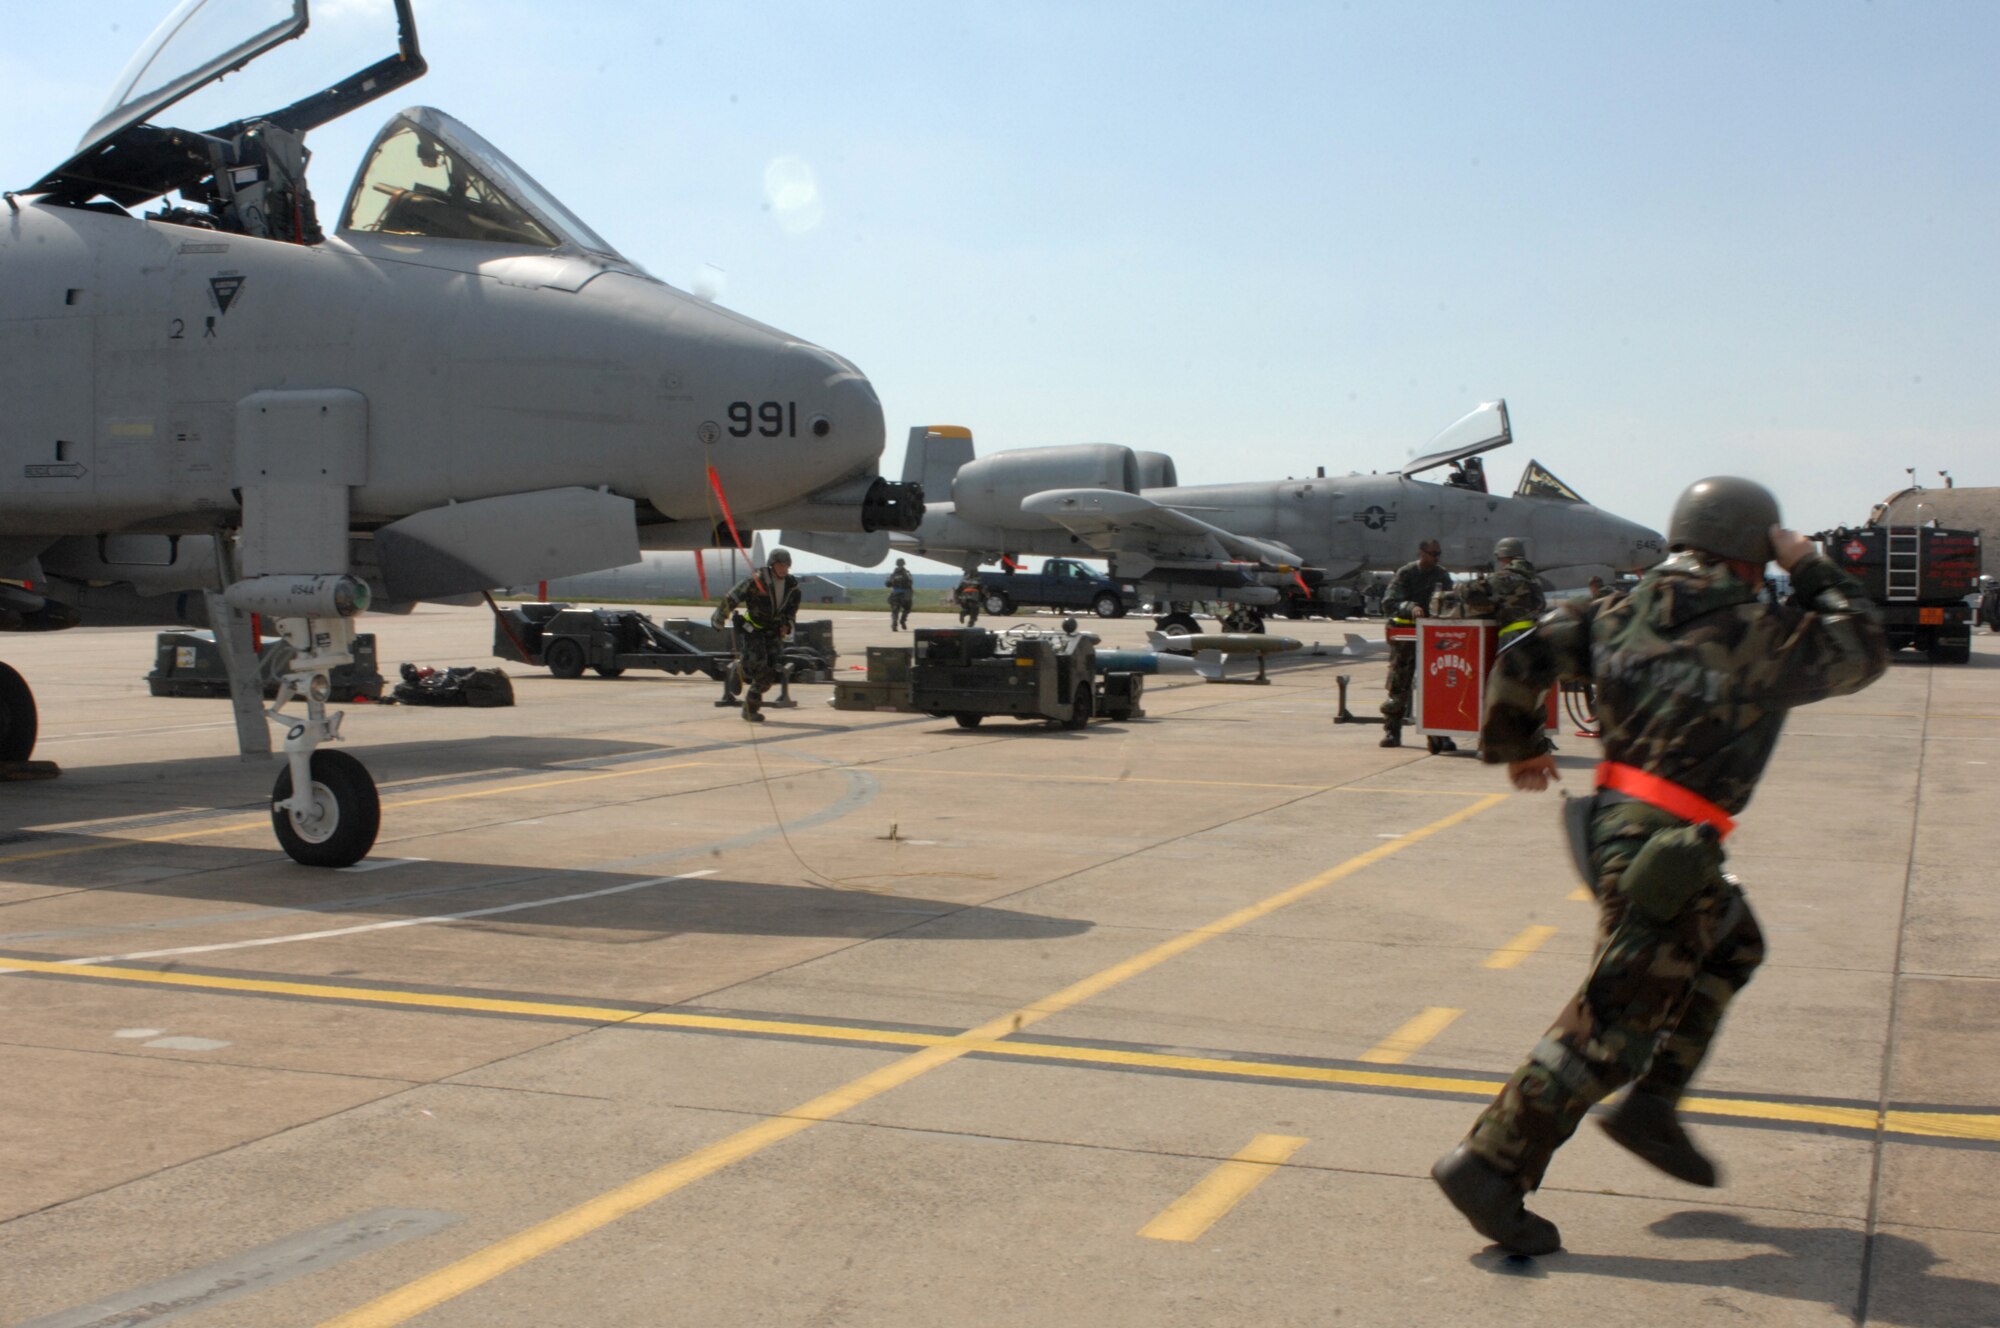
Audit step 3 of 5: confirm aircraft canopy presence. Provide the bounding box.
[80,0,307,159]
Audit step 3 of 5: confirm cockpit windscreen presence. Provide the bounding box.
[345,123,558,248]
[341,109,624,259]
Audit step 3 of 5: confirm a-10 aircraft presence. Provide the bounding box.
[788,403,1662,631]
[0,0,918,866]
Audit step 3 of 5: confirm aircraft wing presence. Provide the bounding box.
[1021,489,1309,576]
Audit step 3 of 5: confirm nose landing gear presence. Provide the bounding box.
[262,613,380,867]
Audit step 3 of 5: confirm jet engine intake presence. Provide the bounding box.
[952,445,1145,527]
[754,476,926,534]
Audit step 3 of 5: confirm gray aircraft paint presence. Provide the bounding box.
[795,412,1663,608]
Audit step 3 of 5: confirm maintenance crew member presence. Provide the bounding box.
[710,547,803,723]
[1476,536,1548,647]
[1431,477,1887,1255]
[886,558,915,631]
[1379,538,1453,748]
[1432,538,1546,643]
[954,571,983,626]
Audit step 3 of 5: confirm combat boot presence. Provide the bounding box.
[740,701,765,724]
[1379,726,1402,749]
[1430,1145,1562,1256]
[1598,1090,1718,1187]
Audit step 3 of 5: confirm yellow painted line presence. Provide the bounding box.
[1566,886,1591,902]
[314,793,1509,1327]
[1358,1007,1461,1065]
[1138,1133,1308,1242]
[0,759,710,865]
[0,957,945,1047]
[9,947,1996,1148]
[1483,925,1559,969]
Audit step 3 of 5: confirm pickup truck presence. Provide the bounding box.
[977,558,1139,618]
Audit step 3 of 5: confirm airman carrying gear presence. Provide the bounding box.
[954,572,983,626]
[1379,540,1451,747]
[711,557,802,721]
[1666,476,1780,564]
[886,558,915,631]
[1431,477,1887,1254]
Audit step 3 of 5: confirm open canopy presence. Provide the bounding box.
[23,0,423,210]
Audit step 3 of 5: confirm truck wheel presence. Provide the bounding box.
[0,663,37,762]
[953,713,984,729]
[593,664,626,678]
[1156,612,1200,637]
[545,639,586,679]
[1092,592,1122,618]
[983,591,1014,616]
[271,749,380,869]
[1061,682,1093,730]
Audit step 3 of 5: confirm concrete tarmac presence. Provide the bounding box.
[1,605,1995,1327]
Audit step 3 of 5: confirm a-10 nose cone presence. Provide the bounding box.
[1600,509,1667,572]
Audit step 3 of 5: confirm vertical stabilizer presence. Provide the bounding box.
[901,426,976,503]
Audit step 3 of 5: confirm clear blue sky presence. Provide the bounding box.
[6,1,1994,561]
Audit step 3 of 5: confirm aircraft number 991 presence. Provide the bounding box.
[728,401,798,438]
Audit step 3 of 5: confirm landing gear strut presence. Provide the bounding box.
[252,601,379,868]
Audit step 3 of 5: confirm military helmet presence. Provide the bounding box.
[1667,477,1780,563]
[1493,536,1529,563]
[895,557,906,566]
[769,547,793,566]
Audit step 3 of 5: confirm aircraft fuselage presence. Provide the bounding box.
[0,202,882,544]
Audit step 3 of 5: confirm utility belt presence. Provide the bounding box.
[1563,762,1734,922]
[734,612,783,638]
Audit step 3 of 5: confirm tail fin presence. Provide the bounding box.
[901,425,976,504]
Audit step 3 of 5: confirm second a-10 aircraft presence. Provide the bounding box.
[0,0,918,866]
[787,402,1665,632]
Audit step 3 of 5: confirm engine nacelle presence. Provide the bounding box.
[1133,451,1178,490]
[952,445,1143,528]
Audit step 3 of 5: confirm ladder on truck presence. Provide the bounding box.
[1885,527,1921,602]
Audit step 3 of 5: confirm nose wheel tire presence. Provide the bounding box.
[0,663,37,762]
[271,749,381,868]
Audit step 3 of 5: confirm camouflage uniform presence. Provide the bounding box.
[1380,558,1454,731]
[886,565,915,631]
[955,576,983,626]
[1436,561,1545,633]
[713,569,803,715]
[1462,549,1887,1190]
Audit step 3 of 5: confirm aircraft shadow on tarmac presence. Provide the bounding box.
[1477,1211,1998,1328]
[0,844,1090,945]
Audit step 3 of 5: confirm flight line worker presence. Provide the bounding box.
[1432,537,1547,645]
[1379,538,1452,748]
[710,547,803,723]
[1431,477,1887,1256]
[954,571,983,626]
[885,558,915,631]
